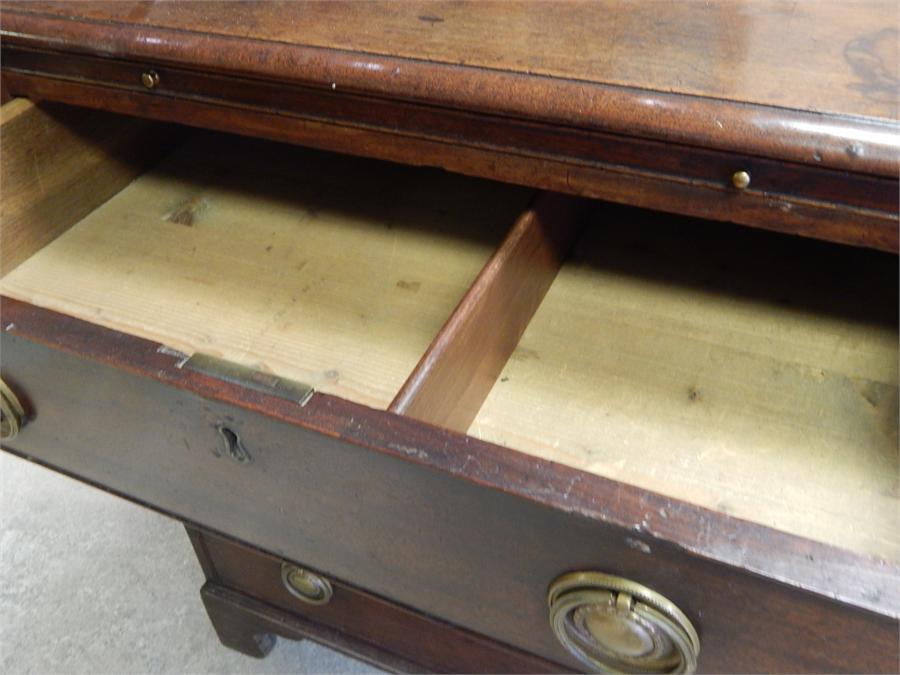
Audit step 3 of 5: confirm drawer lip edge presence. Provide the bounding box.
[5,58,896,252]
[1,7,898,178]
[2,294,898,619]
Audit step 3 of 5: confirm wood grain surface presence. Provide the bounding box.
[0,131,530,409]
[0,99,174,274]
[473,207,899,562]
[4,0,897,121]
[2,2,898,179]
[391,192,589,431]
[7,69,896,254]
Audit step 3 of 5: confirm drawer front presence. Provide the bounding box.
[1,299,897,673]
[188,527,564,673]
[3,42,898,254]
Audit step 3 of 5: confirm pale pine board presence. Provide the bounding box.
[472,210,899,560]
[0,133,530,409]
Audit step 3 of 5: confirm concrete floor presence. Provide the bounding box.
[0,451,383,673]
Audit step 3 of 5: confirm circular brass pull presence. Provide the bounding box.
[280,563,332,605]
[549,571,699,674]
[0,379,25,441]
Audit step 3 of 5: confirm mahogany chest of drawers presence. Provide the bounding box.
[1,2,897,672]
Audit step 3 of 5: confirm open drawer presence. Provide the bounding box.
[0,102,531,408]
[1,101,897,674]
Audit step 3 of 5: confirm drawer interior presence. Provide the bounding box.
[0,119,530,408]
[3,102,897,565]
[471,208,899,560]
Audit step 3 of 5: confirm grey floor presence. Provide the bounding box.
[0,451,383,674]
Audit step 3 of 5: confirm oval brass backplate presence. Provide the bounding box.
[548,571,699,674]
[281,563,333,605]
[0,379,26,441]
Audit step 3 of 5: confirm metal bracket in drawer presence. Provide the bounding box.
[184,353,314,406]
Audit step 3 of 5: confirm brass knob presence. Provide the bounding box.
[281,563,332,605]
[731,170,751,190]
[141,70,160,89]
[0,379,25,441]
[549,571,699,674]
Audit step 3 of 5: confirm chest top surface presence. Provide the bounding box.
[6,0,898,121]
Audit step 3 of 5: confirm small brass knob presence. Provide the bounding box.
[731,170,751,190]
[281,563,332,605]
[141,70,160,89]
[549,571,699,674]
[0,379,26,441]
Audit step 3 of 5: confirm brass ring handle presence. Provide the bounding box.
[0,379,25,441]
[549,571,699,674]
[280,563,333,605]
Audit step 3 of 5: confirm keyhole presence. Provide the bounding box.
[216,425,251,464]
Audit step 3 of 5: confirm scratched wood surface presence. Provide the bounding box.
[6,0,897,120]
[472,207,899,561]
[0,132,530,409]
